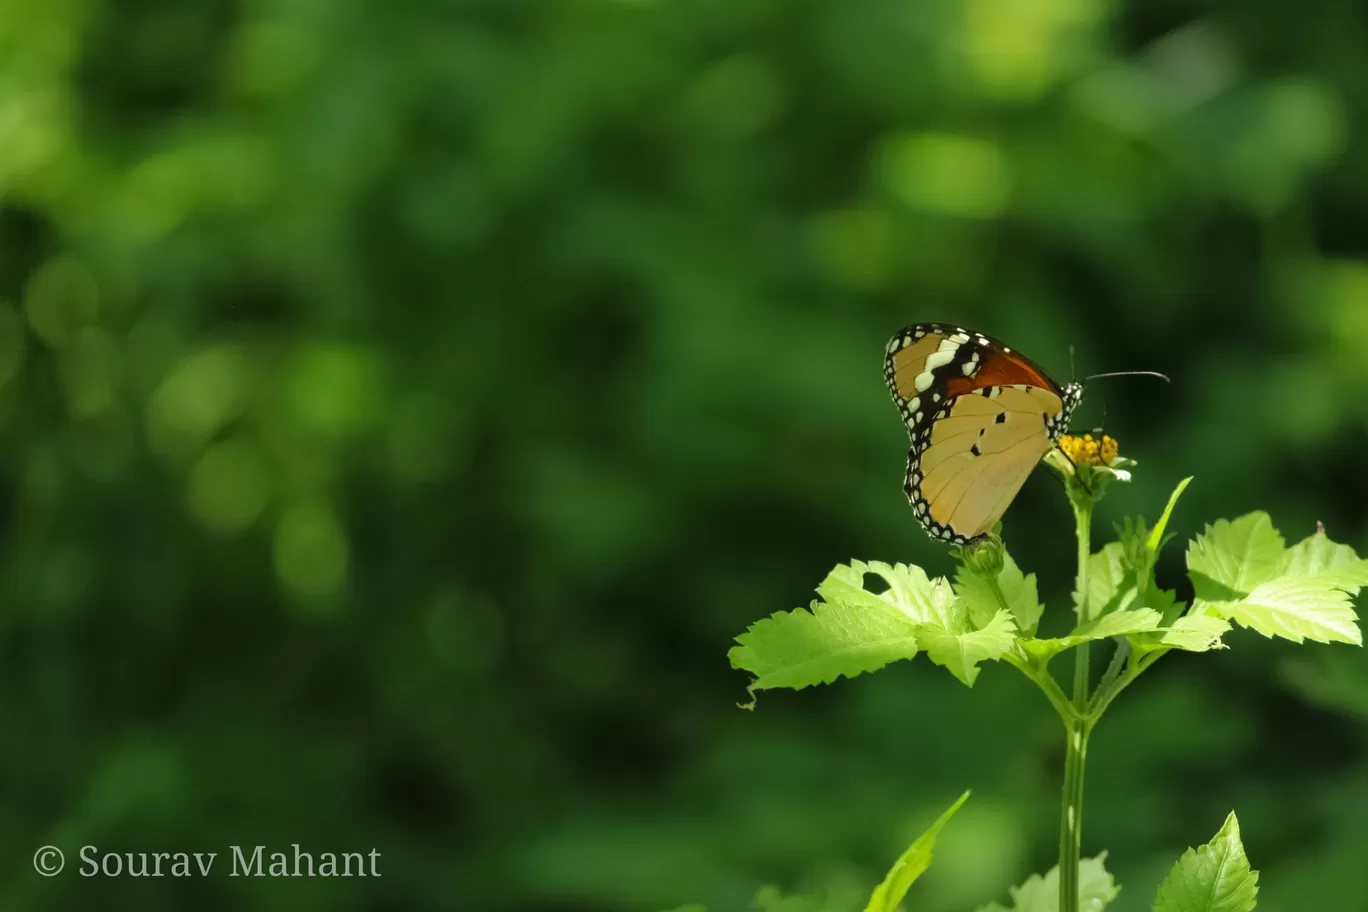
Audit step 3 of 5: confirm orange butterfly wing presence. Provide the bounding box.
[884,323,1082,544]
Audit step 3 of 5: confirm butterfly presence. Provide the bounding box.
[883,323,1082,545]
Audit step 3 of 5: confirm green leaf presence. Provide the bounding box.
[1116,516,1154,579]
[1075,543,1138,620]
[1018,609,1162,664]
[817,560,937,621]
[1153,811,1258,912]
[729,597,920,694]
[955,552,1044,637]
[864,791,969,912]
[662,906,708,912]
[1147,584,1184,626]
[1206,576,1362,645]
[972,854,1119,912]
[853,561,1019,687]
[1157,615,1231,652]
[1186,512,1285,598]
[919,607,1017,687]
[731,561,939,694]
[1282,526,1368,593]
[1148,476,1193,553]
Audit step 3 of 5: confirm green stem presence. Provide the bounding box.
[1089,647,1164,719]
[1073,498,1092,626]
[1005,653,1076,724]
[991,572,1081,727]
[1059,715,1091,912]
[1060,497,1094,912]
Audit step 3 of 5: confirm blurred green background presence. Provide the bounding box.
[3,0,1368,908]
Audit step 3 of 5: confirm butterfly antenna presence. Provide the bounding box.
[1085,370,1171,383]
[1069,344,1077,384]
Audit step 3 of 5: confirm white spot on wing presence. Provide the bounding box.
[914,371,934,392]
[925,350,955,371]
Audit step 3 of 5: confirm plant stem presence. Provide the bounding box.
[1060,497,1094,912]
[1073,498,1092,626]
[1059,714,1091,912]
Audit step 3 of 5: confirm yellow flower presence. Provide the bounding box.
[1058,433,1122,468]
[1044,433,1134,492]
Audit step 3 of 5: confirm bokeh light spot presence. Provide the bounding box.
[878,132,1011,218]
[1264,79,1346,168]
[228,22,321,99]
[188,438,270,535]
[0,87,67,189]
[1225,79,1347,212]
[285,344,383,438]
[273,503,348,604]
[963,0,1102,101]
[680,54,784,138]
[121,152,198,240]
[809,207,896,290]
[147,344,252,460]
[24,256,98,348]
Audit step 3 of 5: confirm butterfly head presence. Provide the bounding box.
[1051,380,1084,439]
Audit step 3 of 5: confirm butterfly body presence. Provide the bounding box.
[884,323,1082,544]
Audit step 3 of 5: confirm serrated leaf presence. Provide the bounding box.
[954,552,1044,637]
[1208,575,1362,645]
[972,854,1119,912]
[865,791,969,912]
[920,607,1017,687]
[729,595,921,693]
[1116,516,1154,579]
[818,561,915,614]
[1158,615,1231,652]
[1282,527,1368,593]
[1186,512,1285,597]
[1075,543,1138,620]
[1153,812,1258,912]
[1147,585,1183,626]
[1018,609,1162,664]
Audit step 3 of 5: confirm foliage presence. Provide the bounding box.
[975,855,1119,912]
[864,791,970,912]
[5,0,1368,909]
[1153,813,1259,912]
[732,487,1357,701]
[721,468,1360,910]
